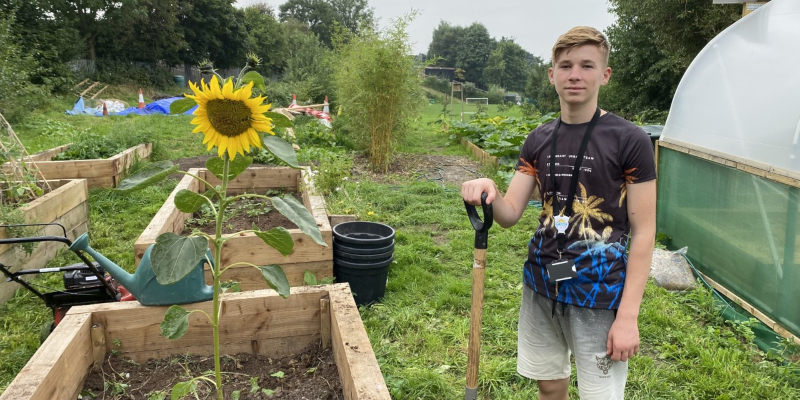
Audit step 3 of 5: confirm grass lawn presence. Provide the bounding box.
[0,89,798,398]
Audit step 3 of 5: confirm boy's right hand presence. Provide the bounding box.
[461,178,499,206]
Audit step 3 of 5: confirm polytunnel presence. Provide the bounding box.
[657,0,800,345]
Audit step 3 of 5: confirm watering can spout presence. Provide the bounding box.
[69,233,215,306]
[69,233,137,289]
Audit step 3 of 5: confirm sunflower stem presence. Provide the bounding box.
[211,154,230,400]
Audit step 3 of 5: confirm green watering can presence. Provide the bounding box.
[69,233,215,306]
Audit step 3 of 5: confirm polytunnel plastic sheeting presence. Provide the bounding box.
[657,147,800,338]
[662,0,800,174]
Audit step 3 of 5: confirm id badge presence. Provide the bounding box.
[546,259,577,282]
[554,215,569,234]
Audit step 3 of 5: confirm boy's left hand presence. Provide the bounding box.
[606,317,640,362]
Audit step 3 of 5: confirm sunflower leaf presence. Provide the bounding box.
[160,305,190,340]
[170,98,196,115]
[241,71,266,93]
[254,227,294,256]
[271,195,327,246]
[264,112,293,129]
[259,265,290,298]
[151,233,208,285]
[262,136,299,168]
[174,190,208,213]
[115,161,178,192]
[206,156,252,181]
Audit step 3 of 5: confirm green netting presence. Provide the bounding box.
[657,146,800,341]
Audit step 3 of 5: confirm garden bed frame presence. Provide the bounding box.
[0,283,390,400]
[134,167,333,289]
[459,137,498,167]
[0,179,89,305]
[23,142,152,188]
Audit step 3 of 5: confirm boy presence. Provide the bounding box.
[461,26,656,400]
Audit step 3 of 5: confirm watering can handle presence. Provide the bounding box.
[463,192,493,250]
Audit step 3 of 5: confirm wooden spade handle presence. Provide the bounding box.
[466,248,487,398]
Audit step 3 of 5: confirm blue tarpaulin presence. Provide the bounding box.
[66,97,196,116]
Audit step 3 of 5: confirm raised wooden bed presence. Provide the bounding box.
[0,283,390,400]
[0,179,89,305]
[459,137,498,167]
[135,167,333,289]
[22,143,152,188]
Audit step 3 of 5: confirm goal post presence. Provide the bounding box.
[462,97,489,120]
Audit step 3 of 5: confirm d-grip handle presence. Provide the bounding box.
[463,192,493,249]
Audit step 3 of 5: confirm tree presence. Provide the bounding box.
[484,38,529,93]
[427,21,495,88]
[279,0,373,47]
[524,59,559,113]
[242,3,289,76]
[98,0,184,64]
[177,0,247,68]
[0,0,82,91]
[42,0,129,61]
[604,0,740,117]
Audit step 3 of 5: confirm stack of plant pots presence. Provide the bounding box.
[332,221,395,306]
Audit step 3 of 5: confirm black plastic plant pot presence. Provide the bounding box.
[333,239,394,255]
[334,248,394,262]
[332,222,395,246]
[334,256,392,306]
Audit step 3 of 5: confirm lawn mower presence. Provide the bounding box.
[0,223,135,339]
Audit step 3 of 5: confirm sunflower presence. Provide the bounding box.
[185,75,273,159]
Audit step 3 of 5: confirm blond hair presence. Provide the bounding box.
[551,26,610,66]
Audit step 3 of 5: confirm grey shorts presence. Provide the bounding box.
[517,285,628,400]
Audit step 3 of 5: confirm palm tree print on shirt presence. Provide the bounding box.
[518,157,540,188]
[619,168,638,207]
[569,183,613,240]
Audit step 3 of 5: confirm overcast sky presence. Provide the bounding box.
[235,0,617,60]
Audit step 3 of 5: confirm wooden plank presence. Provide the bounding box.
[0,313,94,400]
[19,180,87,229]
[86,290,325,356]
[216,230,333,265]
[330,215,358,227]
[23,144,72,162]
[320,298,331,349]
[657,139,800,188]
[79,82,99,97]
[329,284,390,400]
[134,170,203,264]
[0,204,89,304]
[122,334,320,363]
[33,159,114,180]
[459,137,498,167]
[202,167,301,193]
[108,143,152,175]
[89,85,108,99]
[0,180,87,254]
[213,260,333,290]
[697,271,800,346]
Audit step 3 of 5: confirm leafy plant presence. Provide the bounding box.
[52,129,154,161]
[115,60,325,400]
[332,13,424,172]
[448,113,557,179]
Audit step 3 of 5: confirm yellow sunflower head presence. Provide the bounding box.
[185,75,274,159]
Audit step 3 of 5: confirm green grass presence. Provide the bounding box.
[1,87,799,398]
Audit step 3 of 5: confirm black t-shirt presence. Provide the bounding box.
[516,112,656,309]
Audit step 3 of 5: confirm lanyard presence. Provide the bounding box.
[549,107,601,254]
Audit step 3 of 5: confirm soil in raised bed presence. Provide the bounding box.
[183,192,303,235]
[82,340,343,399]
